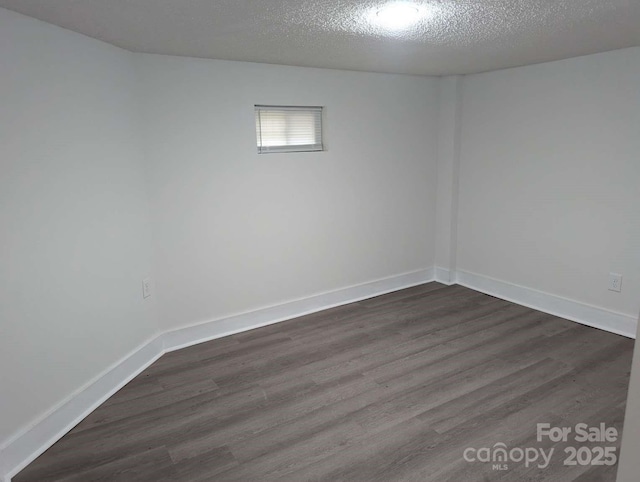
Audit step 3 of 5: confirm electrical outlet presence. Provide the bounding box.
[142,278,152,298]
[608,273,622,293]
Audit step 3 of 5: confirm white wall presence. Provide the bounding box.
[434,76,462,282]
[0,8,157,449]
[137,55,440,331]
[455,47,640,320]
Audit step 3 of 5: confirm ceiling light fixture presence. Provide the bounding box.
[374,2,423,31]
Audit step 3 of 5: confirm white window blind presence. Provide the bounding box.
[255,105,324,154]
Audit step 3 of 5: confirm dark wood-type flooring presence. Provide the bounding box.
[15,283,634,481]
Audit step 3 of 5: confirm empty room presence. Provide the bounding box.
[1,1,639,481]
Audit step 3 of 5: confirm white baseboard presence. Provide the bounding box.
[0,336,165,481]
[2,265,634,480]
[434,266,456,285]
[163,268,435,352]
[0,268,434,480]
[455,269,637,339]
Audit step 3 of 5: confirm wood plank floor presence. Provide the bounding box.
[15,283,634,481]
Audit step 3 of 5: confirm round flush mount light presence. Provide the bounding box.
[373,2,424,30]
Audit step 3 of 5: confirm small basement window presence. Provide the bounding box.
[255,105,324,154]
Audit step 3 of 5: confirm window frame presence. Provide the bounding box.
[255,105,324,154]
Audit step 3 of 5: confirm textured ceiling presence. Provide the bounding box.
[1,0,639,75]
